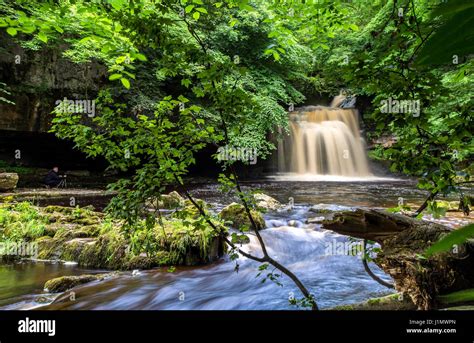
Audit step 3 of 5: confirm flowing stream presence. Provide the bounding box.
[2,180,470,310]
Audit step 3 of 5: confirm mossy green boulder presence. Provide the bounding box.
[146,191,185,209]
[44,274,114,293]
[219,203,265,231]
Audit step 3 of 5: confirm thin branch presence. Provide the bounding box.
[362,240,394,289]
[172,8,318,309]
[412,190,438,217]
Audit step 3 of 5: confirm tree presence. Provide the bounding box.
[2,0,348,309]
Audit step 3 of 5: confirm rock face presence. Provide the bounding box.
[219,203,265,230]
[0,173,19,191]
[0,35,107,133]
[253,193,281,211]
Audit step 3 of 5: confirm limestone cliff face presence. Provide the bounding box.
[0,34,107,132]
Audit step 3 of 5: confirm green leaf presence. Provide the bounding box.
[349,24,359,31]
[196,7,208,14]
[181,78,191,88]
[37,32,48,43]
[193,11,200,20]
[109,73,122,81]
[438,288,474,305]
[134,53,147,61]
[109,0,126,10]
[185,5,194,13]
[425,223,474,257]
[120,78,131,89]
[416,6,474,65]
[239,4,254,11]
[6,27,17,36]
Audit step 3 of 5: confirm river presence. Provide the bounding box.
[1,179,470,310]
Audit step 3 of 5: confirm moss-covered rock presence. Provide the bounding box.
[0,173,19,192]
[125,255,159,270]
[147,191,185,209]
[219,203,265,231]
[2,203,226,270]
[161,191,185,208]
[44,274,113,293]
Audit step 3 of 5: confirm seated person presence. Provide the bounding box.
[44,166,62,187]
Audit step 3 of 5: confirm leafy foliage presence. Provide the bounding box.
[425,223,474,258]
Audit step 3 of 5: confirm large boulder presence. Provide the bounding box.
[219,203,265,231]
[146,191,185,209]
[253,193,281,211]
[0,173,19,192]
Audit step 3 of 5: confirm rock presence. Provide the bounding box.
[35,296,53,304]
[6,203,225,270]
[310,207,332,214]
[219,203,265,230]
[306,216,326,224]
[287,220,303,227]
[0,173,19,192]
[147,191,185,209]
[253,193,281,211]
[161,191,185,208]
[126,256,158,270]
[44,274,112,293]
[103,169,119,177]
[330,293,416,311]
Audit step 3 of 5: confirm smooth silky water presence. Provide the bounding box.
[277,102,370,177]
[4,179,460,311]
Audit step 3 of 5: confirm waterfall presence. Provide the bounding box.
[277,100,371,177]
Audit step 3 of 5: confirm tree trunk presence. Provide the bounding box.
[322,209,474,310]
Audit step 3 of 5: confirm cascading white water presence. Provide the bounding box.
[277,101,371,177]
